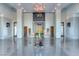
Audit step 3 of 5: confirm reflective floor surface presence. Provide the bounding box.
[0,37,79,56]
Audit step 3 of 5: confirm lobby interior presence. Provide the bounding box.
[0,3,79,56]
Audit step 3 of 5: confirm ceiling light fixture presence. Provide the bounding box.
[21,7,24,10]
[52,10,55,12]
[57,3,61,6]
[55,7,57,10]
[23,9,26,12]
[33,3,45,12]
[0,14,4,17]
[17,3,21,6]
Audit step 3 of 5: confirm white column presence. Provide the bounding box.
[0,15,5,39]
[0,15,5,55]
[16,8,24,55]
[0,14,8,55]
[17,8,24,38]
[55,8,61,39]
[55,7,62,55]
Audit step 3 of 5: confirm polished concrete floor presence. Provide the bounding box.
[0,37,79,56]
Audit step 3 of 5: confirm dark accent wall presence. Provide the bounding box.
[33,12,45,21]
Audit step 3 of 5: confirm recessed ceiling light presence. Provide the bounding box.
[66,16,69,20]
[55,7,57,10]
[43,4,45,8]
[24,9,26,12]
[21,7,24,10]
[17,3,21,6]
[52,10,54,12]
[57,3,61,6]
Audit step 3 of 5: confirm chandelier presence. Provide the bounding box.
[33,3,45,12]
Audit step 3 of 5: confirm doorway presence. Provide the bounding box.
[24,26,27,45]
[33,12,45,38]
[33,12,45,46]
[50,26,54,38]
[14,22,17,37]
[34,21,45,38]
[24,26,27,37]
[12,22,17,43]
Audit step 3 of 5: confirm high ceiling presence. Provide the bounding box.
[8,3,71,12]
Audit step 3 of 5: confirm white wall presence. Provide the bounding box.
[0,4,16,18]
[23,13,33,37]
[45,13,55,38]
[23,12,55,38]
[65,17,79,40]
[1,17,13,39]
[61,4,79,21]
[61,3,79,40]
[0,17,1,39]
[0,4,16,39]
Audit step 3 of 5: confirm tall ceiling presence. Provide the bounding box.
[8,3,71,12]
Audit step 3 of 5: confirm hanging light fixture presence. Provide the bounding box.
[33,3,45,12]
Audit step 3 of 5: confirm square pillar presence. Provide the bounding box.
[16,8,24,55]
[17,8,24,38]
[0,15,6,55]
[55,8,62,55]
[55,8,61,39]
[0,15,5,39]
